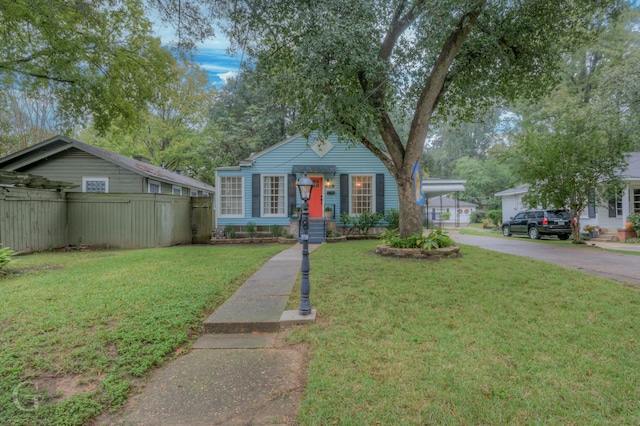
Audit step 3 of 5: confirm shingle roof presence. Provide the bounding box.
[427,196,478,208]
[0,136,215,192]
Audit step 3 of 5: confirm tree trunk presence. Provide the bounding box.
[397,174,423,238]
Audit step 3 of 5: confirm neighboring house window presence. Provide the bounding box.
[190,190,198,197]
[219,176,244,217]
[172,185,182,195]
[148,180,161,193]
[350,175,373,214]
[82,177,109,193]
[608,196,622,218]
[202,191,210,197]
[262,175,286,216]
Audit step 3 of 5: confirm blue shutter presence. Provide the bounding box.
[288,174,296,216]
[252,174,261,217]
[340,174,349,215]
[376,174,384,213]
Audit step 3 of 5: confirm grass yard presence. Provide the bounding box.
[287,241,640,425]
[0,244,286,425]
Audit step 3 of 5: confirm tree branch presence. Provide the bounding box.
[407,1,486,169]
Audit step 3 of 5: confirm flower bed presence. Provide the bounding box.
[376,244,461,259]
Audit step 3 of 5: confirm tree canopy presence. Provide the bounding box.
[156,0,626,236]
[0,0,175,132]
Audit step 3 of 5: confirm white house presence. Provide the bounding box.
[496,152,640,232]
[426,196,478,227]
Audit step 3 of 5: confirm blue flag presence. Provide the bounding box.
[412,161,425,206]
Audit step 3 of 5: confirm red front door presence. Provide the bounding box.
[308,177,323,218]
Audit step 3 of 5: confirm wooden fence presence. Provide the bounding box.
[0,188,213,252]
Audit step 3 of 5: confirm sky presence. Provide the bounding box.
[152,21,241,87]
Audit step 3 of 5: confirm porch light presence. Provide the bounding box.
[297,174,314,201]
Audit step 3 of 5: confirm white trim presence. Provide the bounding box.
[261,174,288,217]
[82,177,109,193]
[349,174,375,214]
[202,191,210,197]
[148,179,161,194]
[172,185,183,196]
[190,189,198,197]
[218,175,245,218]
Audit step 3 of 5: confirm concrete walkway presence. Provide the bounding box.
[114,244,317,425]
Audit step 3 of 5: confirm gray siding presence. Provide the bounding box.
[216,134,398,227]
[23,148,145,193]
[0,188,67,252]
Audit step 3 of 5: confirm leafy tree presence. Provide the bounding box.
[512,109,632,242]
[82,61,217,183]
[510,7,639,241]
[157,0,624,237]
[0,0,175,132]
[454,153,518,210]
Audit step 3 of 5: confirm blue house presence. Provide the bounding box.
[215,133,398,242]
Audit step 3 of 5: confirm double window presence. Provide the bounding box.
[350,175,373,214]
[172,185,182,195]
[262,175,286,217]
[219,176,244,217]
[82,177,108,193]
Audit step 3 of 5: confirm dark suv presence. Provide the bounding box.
[502,209,572,240]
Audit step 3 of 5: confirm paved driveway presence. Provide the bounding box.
[453,233,640,285]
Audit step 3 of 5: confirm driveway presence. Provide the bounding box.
[452,233,640,285]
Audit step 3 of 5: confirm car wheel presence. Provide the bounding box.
[528,226,541,239]
[558,234,570,240]
[502,226,511,237]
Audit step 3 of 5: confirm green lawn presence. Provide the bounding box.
[287,241,640,425]
[0,245,286,425]
[3,241,640,425]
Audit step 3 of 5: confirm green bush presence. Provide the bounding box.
[487,210,502,225]
[441,211,451,220]
[224,224,236,238]
[471,211,486,223]
[0,246,18,274]
[379,229,453,250]
[245,221,257,238]
[628,213,640,235]
[339,212,355,235]
[384,208,399,229]
[270,224,283,237]
[354,210,383,235]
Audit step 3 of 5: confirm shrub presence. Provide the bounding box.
[441,211,451,220]
[384,208,400,229]
[270,224,283,237]
[471,211,486,223]
[354,210,383,235]
[628,213,640,235]
[487,210,502,226]
[379,229,453,250]
[245,222,257,238]
[0,246,18,274]
[339,212,355,235]
[224,224,236,239]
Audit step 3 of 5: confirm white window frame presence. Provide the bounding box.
[202,191,210,197]
[261,174,287,217]
[172,185,183,196]
[82,177,109,193]
[190,189,198,197]
[148,180,161,194]
[349,174,375,215]
[218,176,244,218]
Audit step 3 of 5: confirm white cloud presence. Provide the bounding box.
[217,71,237,83]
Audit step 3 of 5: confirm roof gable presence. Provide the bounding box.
[0,136,215,192]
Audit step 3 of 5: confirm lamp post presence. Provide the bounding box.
[297,174,313,315]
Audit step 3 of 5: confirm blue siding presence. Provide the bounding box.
[215,134,398,227]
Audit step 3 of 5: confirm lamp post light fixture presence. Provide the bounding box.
[297,174,313,316]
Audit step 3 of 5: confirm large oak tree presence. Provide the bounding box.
[158,0,624,236]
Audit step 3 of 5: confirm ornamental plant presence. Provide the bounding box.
[0,245,18,274]
[627,213,640,235]
[379,229,453,251]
